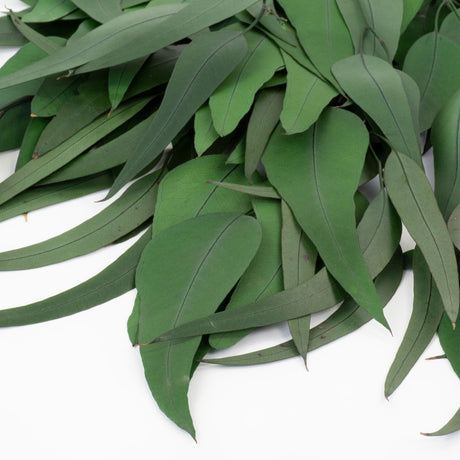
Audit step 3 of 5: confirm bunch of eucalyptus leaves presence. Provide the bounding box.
[0,0,459,439]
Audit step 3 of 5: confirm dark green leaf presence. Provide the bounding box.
[0,101,31,152]
[385,151,459,323]
[438,313,460,379]
[15,117,50,170]
[384,248,444,398]
[206,181,280,199]
[136,213,262,437]
[263,108,388,327]
[332,54,422,165]
[0,228,151,326]
[108,30,248,198]
[401,0,424,32]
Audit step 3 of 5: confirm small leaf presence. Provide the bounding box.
[401,0,424,32]
[136,213,262,437]
[280,51,337,135]
[384,248,444,398]
[438,313,460,379]
[15,117,50,170]
[384,151,459,323]
[245,87,284,181]
[108,30,248,198]
[332,54,422,165]
[194,104,219,156]
[209,29,283,136]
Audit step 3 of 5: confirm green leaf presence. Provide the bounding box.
[206,181,280,199]
[201,249,403,366]
[422,408,460,436]
[282,200,317,365]
[0,101,31,152]
[332,54,422,165]
[440,9,460,46]
[35,73,111,156]
[8,11,63,54]
[152,155,253,236]
[136,213,262,437]
[337,0,403,60]
[71,0,123,23]
[384,151,459,323]
[40,115,152,184]
[263,108,388,327]
[278,0,354,88]
[108,57,148,112]
[0,172,159,271]
[152,184,402,342]
[15,117,50,170]
[438,311,460,379]
[384,248,444,398]
[31,76,83,117]
[0,173,113,223]
[108,30,248,198]
[245,87,284,181]
[401,0,425,32]
[22,0,76,22]
[280,52,337,135]
[0,228,151,327]
[403,32,460,131]
[0,97,149,208]
[194,104,219,156]
[209,198,283,349]
[0,15,28,46]
[209,29,283,136]
[432,88,460,219]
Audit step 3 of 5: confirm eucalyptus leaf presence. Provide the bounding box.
[136,213,262,438]
[22,0,77,23]
[15,117,50,170]
[0,101,31,152]
[194,104,219,156]
[71,0,123,23]
[422,408,460,437]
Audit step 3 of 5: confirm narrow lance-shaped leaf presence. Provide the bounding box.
[71,0,123,23]
[332,54,422,165]
[0,172,160,271]
[404,31,460,131]
[201,249,403,366]
[0,174,113,223]
[136,213,262,438]
[107,30,248,198]
[282,200,317,365]
[21,0,76,23]
[0,97,150,207]
[0,15,28,46]
[151,185,402,343]
[384,151,459,324]
[209,198,283,349]
[8,11,62,54]
[15,117,50,170]
[245,87,285,181]
[438,303,460,379]
[384,248,444,398]
[108,56,148,113]
[278,0,354,89]
[206,181,280,199]
[0,228,151,327]
[0,101,31,152]
[209,29,283,136]
[263,108,388,328]
[422,408,460,437]
[194,104,219,156]
[280,51,337,135]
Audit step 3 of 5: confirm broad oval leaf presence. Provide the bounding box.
[107,29,248,198]
[384,151,459,323]
[136,213,262,437]
[332,54,422,165]
[263,108,388,327]
[0,172,160,271]
[384,248,444,398]
[404,32,460,131]
[432,88,460,219]
[152,155,254,236]
[278,0,354,88]
[440,9,460,46]
[280,51,337,135]
[209,29,283,136]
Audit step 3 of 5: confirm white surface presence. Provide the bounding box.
[1,2,460,459]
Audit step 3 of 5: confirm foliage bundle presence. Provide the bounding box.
[0,0,459,439]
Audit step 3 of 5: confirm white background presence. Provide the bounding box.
[1,2,460,459]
